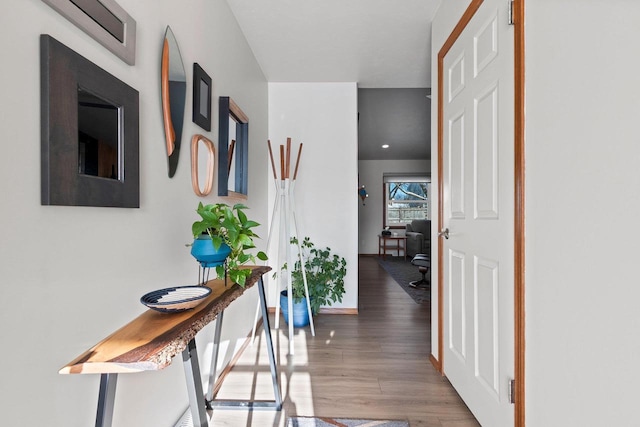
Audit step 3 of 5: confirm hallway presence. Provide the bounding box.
[208,256,479,426]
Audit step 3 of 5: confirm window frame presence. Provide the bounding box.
[382,175,430,229]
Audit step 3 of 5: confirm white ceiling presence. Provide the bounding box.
[225,0,441,159]
[225,0,441,88]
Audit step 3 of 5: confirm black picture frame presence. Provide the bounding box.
[192,63,212,131]
[41,34,140,208]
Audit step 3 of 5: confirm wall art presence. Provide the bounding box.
[161,26,186,178]
[192,63,212,131]
[190,134,215,197]
[42,0,136,65]
[218,97,248,198]
[41,34,139,207]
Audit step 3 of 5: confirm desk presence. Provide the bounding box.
[60,266,280,427]
[378,235,407,260]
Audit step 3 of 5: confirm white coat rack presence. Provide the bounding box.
[252,138,314,356]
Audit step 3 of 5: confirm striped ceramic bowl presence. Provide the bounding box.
[140,285,211,313]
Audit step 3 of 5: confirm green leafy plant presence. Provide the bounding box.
[192,202,267,287]
[279,237,347,315]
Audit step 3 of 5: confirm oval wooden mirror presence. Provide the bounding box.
[191,134,215,197]
[161,26,186,178]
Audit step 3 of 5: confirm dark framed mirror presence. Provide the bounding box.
[161,26,186,178]
[218,97,248,197]
[192,63,211,131]
[41,34,139,207]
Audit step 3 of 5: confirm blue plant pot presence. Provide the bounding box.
[280,290,310,327]
[190,235,231,268]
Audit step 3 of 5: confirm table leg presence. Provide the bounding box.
[95,373,117,427]
[206,275,282,410]
[206,310,224,401]
[257,275,283,410]
[182,339,208,427]
[403,238,407,260]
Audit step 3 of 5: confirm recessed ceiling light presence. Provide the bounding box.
[382,144,389,148]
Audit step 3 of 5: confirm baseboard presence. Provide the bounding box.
[318,307,358,315]
[429,353,442,374]
[267,307,358,315]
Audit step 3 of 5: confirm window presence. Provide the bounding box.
[384,175,430,228]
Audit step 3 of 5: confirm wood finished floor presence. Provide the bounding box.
[209,255,479,426]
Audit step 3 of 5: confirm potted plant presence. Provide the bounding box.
[278,237,347,326]
[191,202,267,287]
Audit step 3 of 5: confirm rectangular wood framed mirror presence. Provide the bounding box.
[41,35,139,207]
[218,97,248,198]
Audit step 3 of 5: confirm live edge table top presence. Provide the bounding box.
[59,266,271,375]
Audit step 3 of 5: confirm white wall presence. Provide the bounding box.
[0,1,268,425]
[268,83,359,311]
[525,1,640,425]
[357,159,430,254]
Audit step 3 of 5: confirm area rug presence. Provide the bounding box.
[287,417,409,427]
[377,256,430,304]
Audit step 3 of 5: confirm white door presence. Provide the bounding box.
[441,0,514,425]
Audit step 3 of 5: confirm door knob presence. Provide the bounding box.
[439,228,450,239]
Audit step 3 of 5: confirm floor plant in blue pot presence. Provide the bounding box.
[279,237,347,326]
[191,202,267,287]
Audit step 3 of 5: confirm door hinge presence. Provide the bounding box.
[509,379,516,404]
[508,0,515,25]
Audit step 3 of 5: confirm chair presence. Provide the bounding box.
[409,254,430,288]
[405,219,431,257]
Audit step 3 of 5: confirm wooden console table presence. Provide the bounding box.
[59,266,281,427]
[378,234,407,260]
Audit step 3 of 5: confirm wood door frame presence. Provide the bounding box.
[434,0,525,425]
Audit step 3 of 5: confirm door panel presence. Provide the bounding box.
[474,82,498,219]
[474,256,499,397]
[449,111,466,218]
[474,13,498,77]
[449,52,466,102]
[449,249,467,361]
